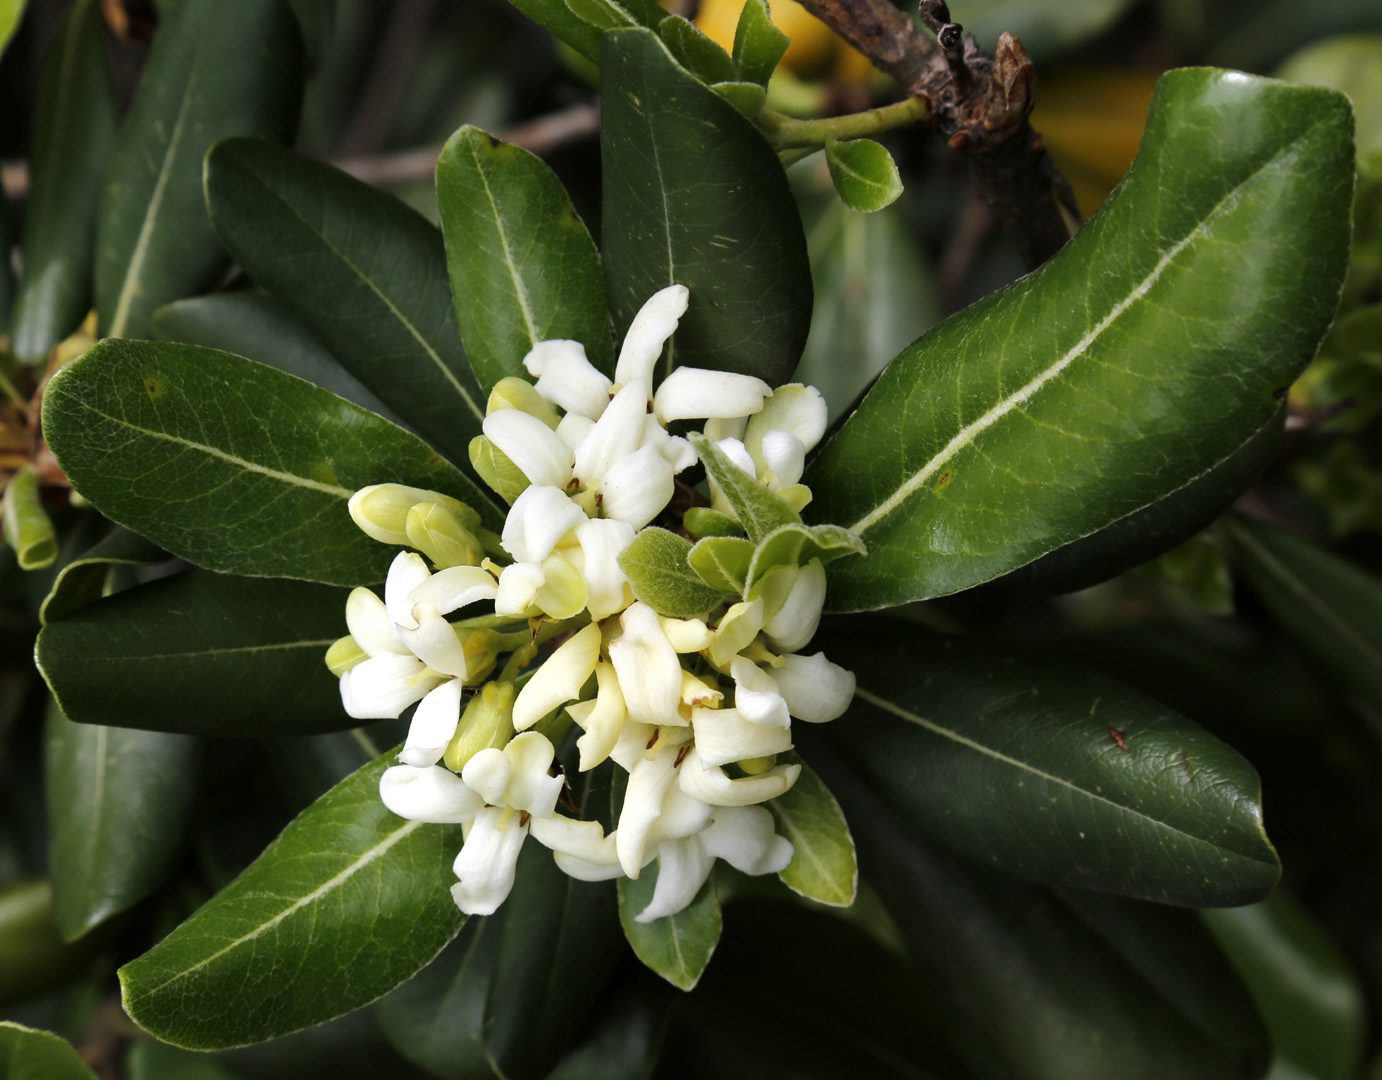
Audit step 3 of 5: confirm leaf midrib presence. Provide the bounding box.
[67,638,338,662]
[465,135,539,349]
[852,686,1271,866]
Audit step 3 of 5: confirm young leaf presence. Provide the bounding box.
[711,81,767,119]
[96,0,302,340]
[507,0,668,63]
[601,27,812,385]
[683,507,743,539]
[205,138,485,467]
[766,754,856,906]
[745,522,866,591]
[619,528,729,617]
[0,1024,99,1080]
[437,126,612,393]
[618,866,721,991]
[38,570,351,737]
[824,138,903,212]
[39,526,167,624]
[732,0,789,87]
[1,465,57,570]
[690,433,800,543]
[806,70,1355,610]
[801,618,1281,907]
[8,0,118,363]
[118,749,467,1050]
[41,339,499,585]
[687,536,754,595]
[44,700,198,941]
[1224,514,1382,714]
[657,15,737,86]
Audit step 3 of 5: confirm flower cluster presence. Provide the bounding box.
[327,286,858,923]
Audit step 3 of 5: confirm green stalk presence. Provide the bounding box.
[757,95,931,150]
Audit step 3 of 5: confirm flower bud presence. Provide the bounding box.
[406,502,484,569]
[325,635,367,676]
[487,376,561,429]
[445,680,516,772]
[469,435,531,504]
[349,484,480,545]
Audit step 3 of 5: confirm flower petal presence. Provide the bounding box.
[572,518,636,620]
[616,747,679,878]
[380,763,484,823]
[451,805,528,915]
[573,381,649,488]
[461,746,511,805]
[744,384,828,456]
[758,560,826,654]
[635,837,712,923]
[512,622,602,731]
[501,485,587,563]
[652,367,771,425]
[699,805,793,875]
[483,408,574,488]
[571,661,628,770]
[757,429,806,488]
[396,603,470,678]
[409,565,498,615]
[678,749,800,806]
[385,551,431,630]
[345,586,408,657]
[730,657,790,728]
[690,706,793,768]
[501,731,564,818]
[614,284,688,388]
[771,652,856,723]
[399,679,466,767]
[599,442,676,529]
[525,339,613,419]
[609,602,685,726]
[340,653,444,718]
[494,560,545,617]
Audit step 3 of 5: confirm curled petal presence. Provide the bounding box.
[396,603,470,678]
[494,561,545,616]
[759,560,826,654]
[451,805,528,915]
[652,367,771,425]
[483,408,574,488]
[609,603,684,726]
[648,785,713,843]
[691,706,792,768]
[706,598,764,670]
[502,731,564,818]
[530,814,622,881]
[635,837,712,923]
[678,748,800,806]
[385,551,431,630]
[745,384,828,456]
[730,657,790,729]
[758,429,806,488]
[599,443,676,529]
[700,805,793,875]
[573,381,649,487]
[616,747,679,878]
[399,678,465,767]
[572,518,636,620]
[513,623,602,731]
[341,653,444,718]
[345,587,407,657]
[614,284,688,388]
[535,552,588,619]
[380,763,483,823]
[570,661,628,771]
[461,747,511,805]
[409,565,498,615]
[714,437,756,476]
[556,413,596,451]
[501,485,587,563]
[661,615,713,653]
[771,652,856,723]
[525,339,612,419]
[702,416,748,443]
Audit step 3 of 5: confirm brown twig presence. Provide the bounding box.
[796,0,1077,269]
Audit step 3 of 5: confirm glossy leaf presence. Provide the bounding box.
[205,137,486,466]
[96,0,302,340]
[601,28,812,385]
[152,291,399,422]
[687,536,754,595]
[824,139,903,213]
[118,750,467,1050]
[691,433,800,544]
[745,522,866,591]
[806,70,1354,610]
[0,1023,98,1080]
[504,0,604,60]
[437,126,612,393]
[39,526,166,624]
[38,570,351,737]
[657,15,736,85]
[732,0,789,86]
[8,0,118,362]
[45,699,197,941]
[802,618,1280,906]
[374,917,500,1079]
[816,757,1270,1080]
[41,339,498,585]
[620,527,728,616]
[618,866,721,991]
[1225,514,1382,713]
[766,754,856,906]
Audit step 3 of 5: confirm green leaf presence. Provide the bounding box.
[824,139,903,212]
[0,0,26,57]
[618,865,721,991]
[657,15,736,85]
[1204,894,1365,1080]
[484,840,623,1080]
[683,507,743,539]
[819,760,1270,1080]
[0,881,111,1004]
[204,137,486,467]
[690,433,800,544]
[619,528,729,617]
[118,749,466,1050]
[732,0,789,86]
[41,339,498,585]
[152,291,399,422]
[1224,514,1382,714]
[45,698,197,941]
[806,69,1354,610]
[95,0,302,340]
[374,917,500,1079]
[710,81,767,118]
[126,1040,243,1080]
[8,0,118,362]
[766,754,856,906]
[687,536,754,595]
[601,27,812,385]
[746,522,866,591]
[547,981,670,1080]
[504,0,604,61]
[0,1023,98,1080]
[802,618,1280,906]
[38,569,351,737]
[1,465,57,570]
[0,181,11,332]
[437,126,612,394]
[40,526,166,624]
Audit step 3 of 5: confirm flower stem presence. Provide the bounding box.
[757,94,931,150]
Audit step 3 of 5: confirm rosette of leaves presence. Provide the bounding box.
[17,0,1361,1075]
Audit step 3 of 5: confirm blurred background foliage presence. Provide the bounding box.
[1,0,1381,1077]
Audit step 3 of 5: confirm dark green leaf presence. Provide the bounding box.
[41,339,497,585]
[95,0,302,340]
[374,917,500,1079]
[0,881,111,1005]
[269,725,399,812]
[1204,894,1365,1080]
[746,522,866,590]
[618,865,721,991]
[504,0,605,61]
[485,841,623,1080]
[566,0,638,31]
[118,749,467,1050]
[8,0,118,362]
[620,527,729,616]
[710,81,767,118]
[816,758,1269,1080]
[657,15,737,85]
[824,139,903,212]
[732,0,788,86]
[687,536,754,595]
[38,569,351,737]
[0,1023,98,1080]
[601,27,812,385]
[39,526,166,624]
[152,291,399,422]
[126,1040,243,1080]
[806,70,1354,609]
[690,433,800,544]
[1225,514,1382,713]
[45,698,197,941]
[437,126,612,393]
[765,754,855,906]
[802,618,1280,906]
[683,507,742,539]
[205,137,486,466]
[547,979,670,1080]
